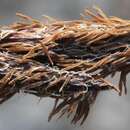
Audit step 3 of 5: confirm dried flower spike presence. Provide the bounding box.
[0,8,130,125]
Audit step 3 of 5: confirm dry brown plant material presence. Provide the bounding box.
[0,7,130,125]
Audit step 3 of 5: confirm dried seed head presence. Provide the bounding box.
[0,7,129,124]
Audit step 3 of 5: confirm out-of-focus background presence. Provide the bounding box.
[0,0,130,130]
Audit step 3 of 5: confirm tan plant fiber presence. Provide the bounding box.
[0,7,130,125]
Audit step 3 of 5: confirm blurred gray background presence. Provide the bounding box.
[0,0,130,130]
